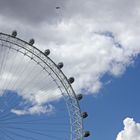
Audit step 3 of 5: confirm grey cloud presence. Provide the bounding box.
[0,0,67,24]
[64,0,139,22]
[0,0,139,25]
[0,0,139,33]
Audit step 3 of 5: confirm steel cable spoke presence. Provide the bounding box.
[5,126,63,140]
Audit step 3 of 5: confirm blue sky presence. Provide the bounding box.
[81,55,140,140]
[0,0,140,140]
[0,90,70,139]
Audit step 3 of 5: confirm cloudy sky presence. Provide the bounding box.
[0,0,140,140]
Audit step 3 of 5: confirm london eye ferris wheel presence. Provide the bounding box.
[0,31,90,140]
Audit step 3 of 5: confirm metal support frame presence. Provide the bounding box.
[0,32,83,140]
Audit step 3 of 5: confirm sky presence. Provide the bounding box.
[0,0,140,140]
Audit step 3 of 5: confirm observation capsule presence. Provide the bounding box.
[11,30,17,37]
[81,112,88,118]
[76,94,83,100]
[68,77,74,84]
[29,39,35,45]
[57,62,64,69]
[83,131,90,137]
[44,49,50,56]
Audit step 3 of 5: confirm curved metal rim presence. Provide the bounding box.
[0,32,83,140]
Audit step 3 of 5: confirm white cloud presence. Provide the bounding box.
[11,104,54,115]
[116,118,140,140]
[0,0,140,114]
[48,20,139,93]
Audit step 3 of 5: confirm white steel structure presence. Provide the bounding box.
[0,31,90,140]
